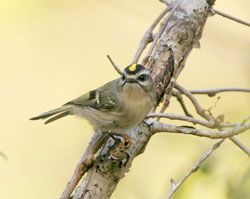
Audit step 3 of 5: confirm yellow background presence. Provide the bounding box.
[0,0,249,198]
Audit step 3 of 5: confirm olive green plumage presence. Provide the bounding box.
[30,64,156,133]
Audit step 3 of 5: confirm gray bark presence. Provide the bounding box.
[72,0,214,198]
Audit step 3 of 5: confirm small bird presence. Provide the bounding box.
[30,64,156,134]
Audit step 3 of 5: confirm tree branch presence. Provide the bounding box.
[72,123,152,199]
[148,113,250,156]
[142,2,180,66]
[147,112,210,127]
[190,87,250,97]
[131,7,170,64]
[174,83,214,122]
[151,121,250,139]
[0,151,7,161]
[173,84,250,155]
[172,89,193,117]
[230,137,250,157]
[147,113,248,129]
[167,139,224,198]
[212,8,250,27]
[106,55,123,75]
[60,133,108,199]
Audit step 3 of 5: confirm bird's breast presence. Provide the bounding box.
[119,84,153,128]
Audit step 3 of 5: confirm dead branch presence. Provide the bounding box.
[151,121,250,138]
[147,112,209,127]
[174,83,214,122]
[106,55,122,75]
[72,124,152,199]
[190,87,250,97]
[131,7,170,64]
[142,2,179,66]
[212,8,250,27]
[173,83,250,156]
[167,139,224,198]
[172,90,193,117]
[147,112,246,129]
[0,151,7,161]
[230,137,250,157]
[60,133,107,199]
[148,113,250,156]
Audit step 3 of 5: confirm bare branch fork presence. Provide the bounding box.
[150,82,250,197]
[176,83,250,153]
[152,81,250,196]
[58,1,250,199]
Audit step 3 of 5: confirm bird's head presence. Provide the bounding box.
[118,64,155,97]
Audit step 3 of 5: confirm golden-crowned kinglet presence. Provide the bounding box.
[30,64,156,133]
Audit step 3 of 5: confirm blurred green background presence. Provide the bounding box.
[0,0,249,198]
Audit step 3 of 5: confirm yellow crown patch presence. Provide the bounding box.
[129,64,137,72]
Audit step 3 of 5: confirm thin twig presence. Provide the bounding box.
[151,121,250,139]
[148,113,250,156]
[60,133,107,199]
[241,116,250,124]
[131,7,170,64]
[142,18,168,65]
[172,90,193,117]
[167,139,224,199]
[174,83,213,121]
[173,84,250,156]
[147,112,210,127]
[147,113,243,128]
[212,9,250,27]
[190,88,250,97]
[61,157,94,199]
[106,55,123,75]
[0,151,7,161]
[229,137,250,157]
[152,111,245,128]
[147,112,234,128]
[143,2,179,65]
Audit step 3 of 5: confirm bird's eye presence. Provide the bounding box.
[122,74,126,81]
[138,74,147,82]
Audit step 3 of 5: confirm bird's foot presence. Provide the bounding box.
[122,134,132,149]
[109,136,131,164]
[107,132,132,150]
[104,131,132,161]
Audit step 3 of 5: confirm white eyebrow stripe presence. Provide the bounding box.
[138,71,150,76]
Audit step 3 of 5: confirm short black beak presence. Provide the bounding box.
[126,78,137,83]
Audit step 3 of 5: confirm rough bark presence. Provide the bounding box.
[72,0,213,198]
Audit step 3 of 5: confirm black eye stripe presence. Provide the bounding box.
[122,74,125,81]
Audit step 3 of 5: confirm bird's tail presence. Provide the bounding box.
[30,105,72,124]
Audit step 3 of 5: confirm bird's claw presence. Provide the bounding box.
[109,133,132,162]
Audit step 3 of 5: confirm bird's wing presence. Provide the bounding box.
[65,79,120,111]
